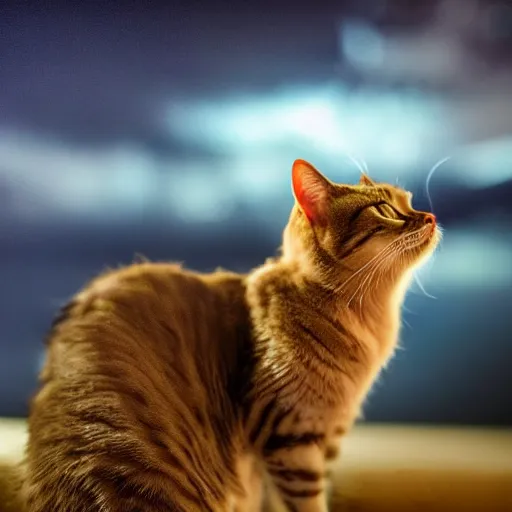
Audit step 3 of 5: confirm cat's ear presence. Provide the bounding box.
[359,173,376,186]
[292,159,333,225]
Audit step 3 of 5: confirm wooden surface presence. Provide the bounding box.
[331,425,512,511]
[0,419,24,512]
[1,419,511,511]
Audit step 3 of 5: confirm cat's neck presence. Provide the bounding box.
[248,256,408,348]
[280,229,407,318]
[246,257,407,408]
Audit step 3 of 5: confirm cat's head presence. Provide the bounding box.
[282,159,440,296]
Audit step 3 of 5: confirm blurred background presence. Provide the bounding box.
[1,0,511,425]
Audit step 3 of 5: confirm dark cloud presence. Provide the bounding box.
[0,0,345,150]
[2,0,512,152]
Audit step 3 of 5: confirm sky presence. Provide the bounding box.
[1,0,511,424]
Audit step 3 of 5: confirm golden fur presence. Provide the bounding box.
[19,160,440,511]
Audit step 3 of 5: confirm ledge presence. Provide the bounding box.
[1,419,510,511]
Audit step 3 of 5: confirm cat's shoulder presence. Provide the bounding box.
[76,261,245,307]
[47,263,187,330]
[78,261,200,301]
[48,262,246,339]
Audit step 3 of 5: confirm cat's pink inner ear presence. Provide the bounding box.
[292,159,331,224]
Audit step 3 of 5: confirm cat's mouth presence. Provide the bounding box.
[404,223,438,251]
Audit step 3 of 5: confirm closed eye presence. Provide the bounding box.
[373,201,404,220]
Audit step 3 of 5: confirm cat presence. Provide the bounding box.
[20,159,440,512]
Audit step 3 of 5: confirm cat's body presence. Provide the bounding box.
[21,160,440,511]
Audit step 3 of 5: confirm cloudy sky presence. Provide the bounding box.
[1,0,511,423]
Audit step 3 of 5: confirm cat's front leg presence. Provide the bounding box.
[263,433,328,512]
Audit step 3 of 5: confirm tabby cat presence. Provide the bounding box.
[20,159,440,512]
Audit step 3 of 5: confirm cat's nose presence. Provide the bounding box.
[424,213,436,226]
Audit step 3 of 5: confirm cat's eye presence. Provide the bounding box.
[374,202,399,220]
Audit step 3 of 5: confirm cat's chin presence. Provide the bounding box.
[423,223,441,253]
[407,225,441,271]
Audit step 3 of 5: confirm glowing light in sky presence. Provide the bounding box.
[165,84,447,174]
[449,137,512,188]
[0,130,155,219]
[1,83,512,224]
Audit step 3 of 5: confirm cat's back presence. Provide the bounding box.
[23,262,251,512]
[38,261,250,406]
[50,261,247,357]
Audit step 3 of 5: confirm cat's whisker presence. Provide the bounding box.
[425,156,451,213]
[398,255,414,331]
[346,263,374,309]
[354,256,390,316]
[402,304,416,315]
[338,226,427,296]
[337,237,403,294]
[345,227,429,310]
[344,152,366,176]
[340,247,394,301]
[375,247,392,294]
[356,249,397,311]
[413,273,437,300]
[346,247,396,309]
[356,250,394,305]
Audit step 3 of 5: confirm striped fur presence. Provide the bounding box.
[21,160,440,511]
